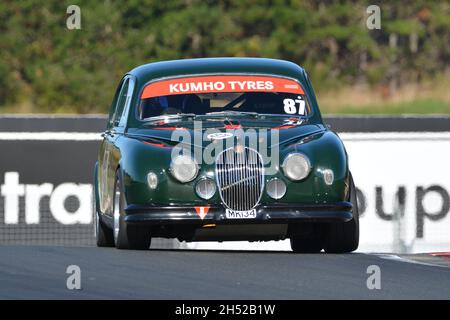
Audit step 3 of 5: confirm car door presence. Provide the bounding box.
[99,76,133,216]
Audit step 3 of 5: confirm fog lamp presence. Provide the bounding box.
[195,178,216,200]
[266,178,287,199]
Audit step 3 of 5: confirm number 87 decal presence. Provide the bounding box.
[283,96,306,115]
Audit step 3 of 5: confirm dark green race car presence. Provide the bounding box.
[94,57,359,253]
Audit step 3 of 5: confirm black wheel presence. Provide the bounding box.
[113,170,151,250]
[324,173,359,253]
[95,212,115,247]
[94,163,114,247]
[290,233,323,253]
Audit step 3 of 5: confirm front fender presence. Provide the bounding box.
[272,131,348,204]
[117,136,217,206]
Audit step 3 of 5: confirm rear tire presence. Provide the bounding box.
[114,170,151,250]
[324,173,359,253]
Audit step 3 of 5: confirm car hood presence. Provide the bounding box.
[126,118,326,149]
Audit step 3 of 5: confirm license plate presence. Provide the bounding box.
[225,209,257,219]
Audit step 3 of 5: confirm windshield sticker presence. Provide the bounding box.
[141,75,304,99]
[283,96,306,115]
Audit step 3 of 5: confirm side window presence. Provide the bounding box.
[107,79,125,129]
[112,78,130,127]
[118,77,135,127]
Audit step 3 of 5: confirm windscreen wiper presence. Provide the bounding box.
[142,113,197,123]
[203,111,259,117]
[260,113,308,120]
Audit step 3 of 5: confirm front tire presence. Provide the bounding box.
[94,163,114,247]
[324,173,359,253]
[113,170,151,250]
[95,211,114,247]
[290,232,323,253]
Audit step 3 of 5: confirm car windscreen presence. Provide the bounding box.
[138,75,311,120]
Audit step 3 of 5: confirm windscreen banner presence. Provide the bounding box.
[141,75,305,99]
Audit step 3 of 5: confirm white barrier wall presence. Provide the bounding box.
[345,132,450,253]
[186,132,450,253]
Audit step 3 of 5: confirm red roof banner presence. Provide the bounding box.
[141,75,304,99]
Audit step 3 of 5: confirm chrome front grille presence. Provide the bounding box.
[216,147,264,211]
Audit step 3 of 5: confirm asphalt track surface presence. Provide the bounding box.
[0,246,449,299]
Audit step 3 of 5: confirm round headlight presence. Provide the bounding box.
[170,155,198,183]
[195,178,216,199]
[282,153,311,181]
[147,172,158,189]
[266,178,287,199]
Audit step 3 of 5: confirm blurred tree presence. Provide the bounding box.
[0,0,448,113]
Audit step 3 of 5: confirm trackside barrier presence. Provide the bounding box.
[0,115,449,252]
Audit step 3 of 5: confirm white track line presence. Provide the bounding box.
[0,132,102,141]
[339,132,450,141]
[371,253,450,268]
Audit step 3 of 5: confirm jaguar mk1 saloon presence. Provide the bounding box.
[94,57,359,253]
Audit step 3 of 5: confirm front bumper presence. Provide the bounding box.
[124,202,353,225]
